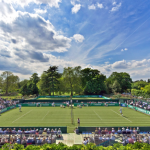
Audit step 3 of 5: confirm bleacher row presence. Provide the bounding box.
[0,128,62,147]
[81,127,150,146]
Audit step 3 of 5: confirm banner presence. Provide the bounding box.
[1,105,15,113]
[128,105,150,115]
[74,103,119,106]
[74,103,89,106]
[106,103,119,106]
[37,96,70,99]
[90,103,104,106]
[72,95,102,98]
[17,103,67,107]
[121,103,127,107]
[102,96,111,100]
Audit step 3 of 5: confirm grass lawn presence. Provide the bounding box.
[0,107,150,133]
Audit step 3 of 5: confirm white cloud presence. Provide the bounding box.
[112,1,116,5]
[111,3,121,12]
[112,60,128,69]
[121,49,124,51]
[3,0,62,8]
[34,8,47,14]
[72,34,84,43]
[124,48,128,51]
[72,4,81,14]
[97,3,104,9]
[88,4,96,10]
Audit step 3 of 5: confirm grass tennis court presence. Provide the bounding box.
[0,107,150,133]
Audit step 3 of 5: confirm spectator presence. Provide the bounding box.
[39,128,43,134]
[82,139,87,145]
[47,128,50,134]
[95,128,98,134]
[98,128,101,134]
[112,128,115,134]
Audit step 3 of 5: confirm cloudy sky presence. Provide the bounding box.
[0,0,150,81]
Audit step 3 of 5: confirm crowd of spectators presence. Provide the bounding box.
[0,128,62,146]
[0,97,19,110]
[83,127,150,146]
[128,100,150,111]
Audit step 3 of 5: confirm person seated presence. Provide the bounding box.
[47,128,50,134]
[122,127,126,134]
[112,128,115,134]
[47,137,51,144]
[126,127,130,134]
[39,128,43,134]
[18,128,22,134]
[99,135,103,141]
[42,137,47,144]
[82,139,87,145]
[110,133,115,141]
[27,137,32,145]
[98,128,101,134]
[133,128,137,134]
[21,137,27,147]
[35,129,39,135]
[106,135,110,140]
[130,127,133,134]
[57,128,62,137]
[101,128,105,135]
[16,135,21,144]
[105,128,108,134]
[74,128,79,134]
[95,128,98,134]
[54,129,57,135]
[0,128,3,134]
[137,127,140,134]
[128,136,134,144]
[85,137,88,144]
[36,137,42,145]
[25,129,30,134]
[51,129,54,135]
[42,128,47,135]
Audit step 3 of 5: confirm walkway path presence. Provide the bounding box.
[56,133,83,146]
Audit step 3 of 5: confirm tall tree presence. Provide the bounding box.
[44,66,61,96]
[84,74,106,95]
[63,66,82,96]
[1,71,19,94]
[107,72,132,93]
[37,72,50,95]
[30,73,40,95]
[111,80,121,93]
[81,68,100,89]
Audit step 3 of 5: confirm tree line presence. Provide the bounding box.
[0,66,150,97]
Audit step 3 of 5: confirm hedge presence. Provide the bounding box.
[1,142,150,150]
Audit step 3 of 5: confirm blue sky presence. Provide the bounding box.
[0,0,150,81]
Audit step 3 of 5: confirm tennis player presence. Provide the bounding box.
[119,107,123,116]
[19,104,21,112]
[77,118,80,126]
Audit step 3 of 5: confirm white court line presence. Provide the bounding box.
[93,110,102,120]
[111,109,132,123]
[12,110,32,123]
[42,111,49,120]
[12,122,133,123]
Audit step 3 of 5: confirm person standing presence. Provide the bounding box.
[119,107,123,116]
[19,104,22,112]
[77,118,80,126]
